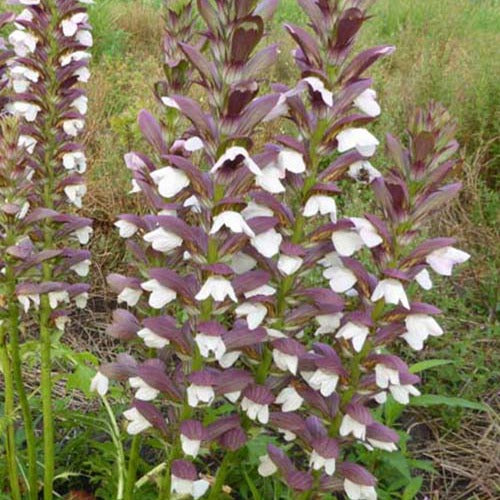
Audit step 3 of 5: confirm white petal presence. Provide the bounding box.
[332,230,364,256]
[250,228,282,258]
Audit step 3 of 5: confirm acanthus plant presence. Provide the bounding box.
[0,1,92,498]
[91,1,470,500]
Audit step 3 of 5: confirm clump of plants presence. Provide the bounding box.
[91,0,469,499]
[0,0,472,498]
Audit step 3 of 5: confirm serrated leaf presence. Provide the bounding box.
[411,394,486,411]
[402,476,423,499]
[410,359,453,373]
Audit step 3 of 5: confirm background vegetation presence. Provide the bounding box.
[1,0,498,498]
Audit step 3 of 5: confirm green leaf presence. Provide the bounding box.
[66,364,95,396]
[402,476,423,499]
[411,394,486,411]
[242,469,262,500]
[380,452,411,480]
[410,359,453,373]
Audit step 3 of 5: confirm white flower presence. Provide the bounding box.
[218,351,241,369]
[310,450,336,475]
[210,211,255,237]
[336,322,369,352]
[371,279,410,309]
[194,334,226,359]
[389,384,421,405]
[137,328,169,349]
[10,65,39,93]
[350,217,383,248]
[184,195,201,213]
[70,259,91,277]
[55,315,70,332]
[143,227,183,253]
[277,149,306,174]
[75,292,89,309]
[402,314,443,350]
[129,377,159,401]
[73,225,93,245]
[18,294,40,313]
[64,184,87,208]
[235,302,267,329]
[117,287,142,307]
[151,166,190,198]
[76,30,93,47]
[241,397,269,423]
[59,50,91,67]
[331,230,364,257]
[211,146,261,175]
[375,364,400,389]
[250,228,282,258]
[61,12,88,37]
[114,220,138,238]
[242,201,274,219]
[354,89,381,117]
[415,268,433,290]
[277,254,303,276]
[275,386,303,412]
[255,163,286,193]
[74,66,90,83]
[303,195,337,221]
[367,438,397,452]
[195,277,237,302]
[9,30,38,57]
[324,265,357,293]
[123,407,151,435]
[71,95,88,115]
[344,479,377,500]
[63,119,85,137]
[230,252,257,274]
[90,371,109,396]
[63,151,87,173]
[339,414,366,440]
[337,128,379,157]
[18,135,37,154]
[426,246,470,276]
[303,76,333,106]
[273,349,299,375]
[171,476,209,500]
[180,434,201,458]
[141,279,176,309]
[244,284,275,299]
[258,455,277,477]
[19,0,40,5]
[48,290,69,309]
[187,384,215,407]
[9,101,41,122]
[302,369,339,397]
[348,161,382,183]
[315,313,343,335]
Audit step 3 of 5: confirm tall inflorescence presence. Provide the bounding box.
[93,1,469,499]
[4,0,92,497]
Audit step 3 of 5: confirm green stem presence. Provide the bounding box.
[102,396,126,500]
[124,435,141,500]
[40,289,55,500]
[6,266,38,500]
[0,325,22,500]
[207,451,234,500]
